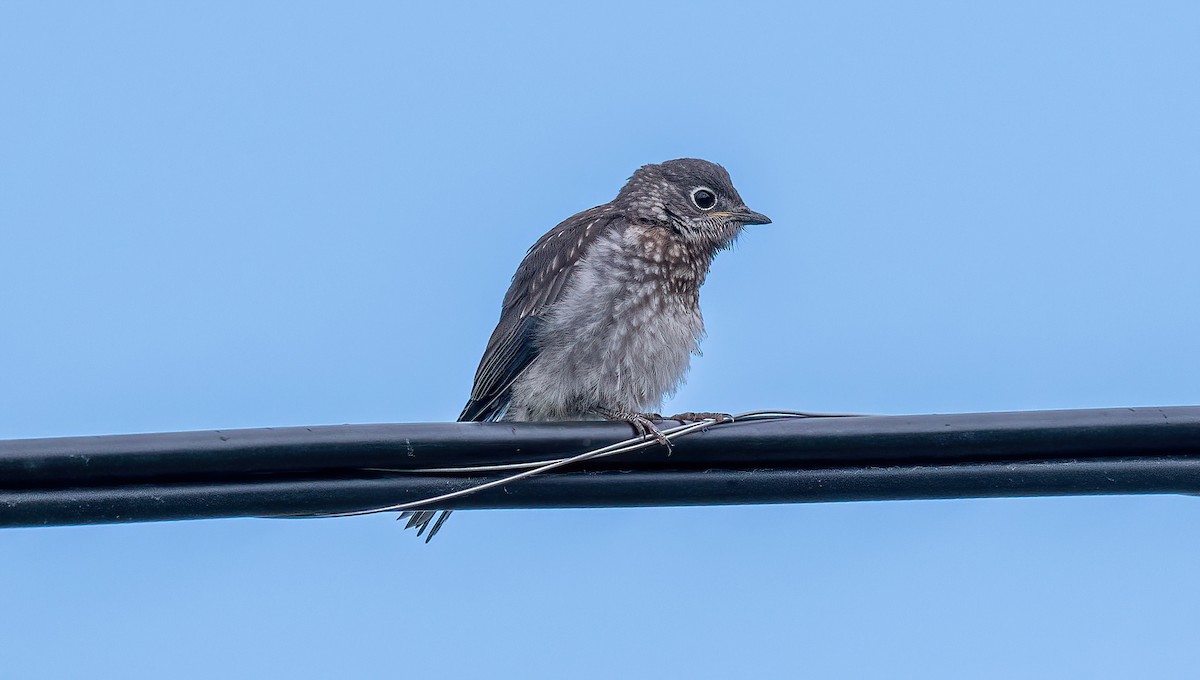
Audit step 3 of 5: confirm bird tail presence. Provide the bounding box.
[399,401,507,542]
[398,509,453,543]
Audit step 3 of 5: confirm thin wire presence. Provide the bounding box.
[361,419,700,474]
[362,411,864,474]
[323,418,717,517]
[324,410,869,518]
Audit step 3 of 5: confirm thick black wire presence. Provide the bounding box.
[323,411,864,517]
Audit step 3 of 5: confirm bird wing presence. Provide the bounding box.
[458,205,619,422]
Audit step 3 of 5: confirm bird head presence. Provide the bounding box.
[617,158,771,251]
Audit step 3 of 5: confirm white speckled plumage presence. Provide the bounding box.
[403,158,770,540]
[505,222,706,420]
[457,158,770,425]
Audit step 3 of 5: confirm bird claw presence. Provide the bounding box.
[631,415,673,450]
[597,408,673,450]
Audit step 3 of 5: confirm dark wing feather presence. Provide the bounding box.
[458,205,618,422]
[457,315,540,422]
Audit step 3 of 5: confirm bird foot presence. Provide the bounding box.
[667,411,734,424]
[596,408,672,450]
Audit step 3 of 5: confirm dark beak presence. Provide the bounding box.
[737,208,772,225]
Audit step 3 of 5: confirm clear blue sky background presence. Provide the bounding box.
[2,2,1199,677]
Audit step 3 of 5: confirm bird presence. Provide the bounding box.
[402,158,771,540]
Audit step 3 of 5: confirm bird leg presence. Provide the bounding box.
[595,407,672,450]
[667,411,734,424]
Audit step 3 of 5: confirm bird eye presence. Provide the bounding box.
[691,187,717,210]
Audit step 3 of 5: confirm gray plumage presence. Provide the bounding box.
[402,158,770,540]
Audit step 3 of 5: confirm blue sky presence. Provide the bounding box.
[2,1,1199,677]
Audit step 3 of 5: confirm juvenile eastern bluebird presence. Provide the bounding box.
[403,158,771,540]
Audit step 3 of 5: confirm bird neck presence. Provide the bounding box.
[624,222,714,304]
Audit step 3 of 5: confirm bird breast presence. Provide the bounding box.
[512,224,707,419]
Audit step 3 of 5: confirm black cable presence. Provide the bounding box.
[1,406,1197,527]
